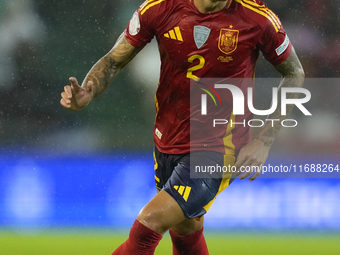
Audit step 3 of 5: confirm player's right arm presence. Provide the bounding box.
[61,0,164,111]
[60,32,142,111]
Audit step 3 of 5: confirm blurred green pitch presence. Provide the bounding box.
[1,230,340,255]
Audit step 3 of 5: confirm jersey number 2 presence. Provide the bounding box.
[186,55,205,81]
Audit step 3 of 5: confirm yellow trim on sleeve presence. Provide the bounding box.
[140,0,157,12]
[265,8,282,27]
[141,0,166,15]
[235,0,279,32]
[242,0,282,28]
[260,8,281,30]
[241,0,266,7]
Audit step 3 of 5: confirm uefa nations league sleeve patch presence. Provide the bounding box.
[275,35,290,56]
[129,12,141,36]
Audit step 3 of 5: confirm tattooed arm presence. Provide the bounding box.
[60,32,142,111]
[234,46,305,181]
[255,46,305,146]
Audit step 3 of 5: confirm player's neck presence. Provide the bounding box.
[193,0,229,13]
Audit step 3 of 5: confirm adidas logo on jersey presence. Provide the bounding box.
[164,27,183,41]
[174,185,191,202]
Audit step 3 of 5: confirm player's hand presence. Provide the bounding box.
[60,77,94,111]
[234,139,270,181]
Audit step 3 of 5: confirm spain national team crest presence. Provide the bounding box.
[218,28,239,55]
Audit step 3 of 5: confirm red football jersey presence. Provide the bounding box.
[124,0,292,156]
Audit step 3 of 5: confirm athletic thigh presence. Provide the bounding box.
[170,216,204,236]
[137,190,187,235]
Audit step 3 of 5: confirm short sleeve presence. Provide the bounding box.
[258,13,292,66]
[124,2,158,48]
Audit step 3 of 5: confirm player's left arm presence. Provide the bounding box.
[235,46,305,181]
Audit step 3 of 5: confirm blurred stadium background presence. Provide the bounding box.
[0,0,340,254]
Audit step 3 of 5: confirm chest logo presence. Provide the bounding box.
[194,26,211,49]
[218,28,239,55]
[164,26,183,41]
